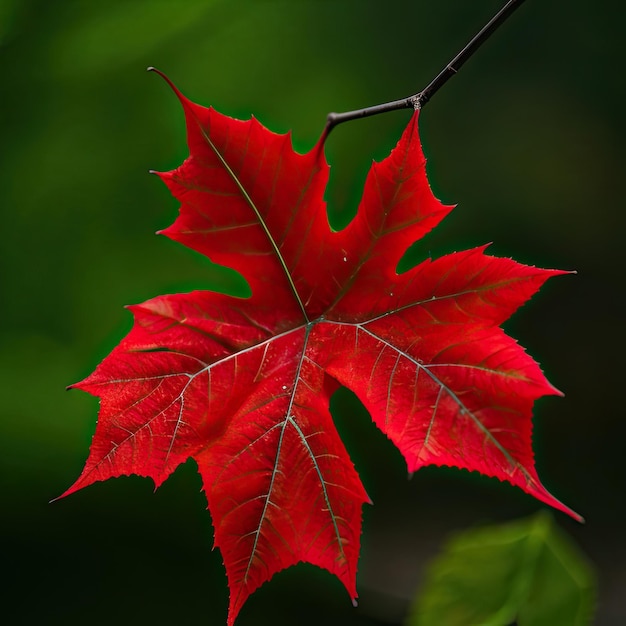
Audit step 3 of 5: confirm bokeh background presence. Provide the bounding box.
[1,0,623,624]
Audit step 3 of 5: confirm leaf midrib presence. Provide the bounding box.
[194,117,309,321]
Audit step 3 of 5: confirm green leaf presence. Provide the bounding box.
[407,512,596,626]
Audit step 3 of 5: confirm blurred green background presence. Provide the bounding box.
[1,0,623,624]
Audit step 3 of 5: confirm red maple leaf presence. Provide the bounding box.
[62,72,580,625]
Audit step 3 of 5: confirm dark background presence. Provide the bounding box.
[1,1,623,624]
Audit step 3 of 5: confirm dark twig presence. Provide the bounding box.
[322,0,527,142]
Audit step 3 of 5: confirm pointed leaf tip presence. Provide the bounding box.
[147,67,187,103]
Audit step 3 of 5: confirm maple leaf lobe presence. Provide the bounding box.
[64,70,580,626]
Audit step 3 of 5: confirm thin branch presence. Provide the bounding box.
[322,0,527,142]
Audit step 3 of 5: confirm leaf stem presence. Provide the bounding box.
[321,0,527,141]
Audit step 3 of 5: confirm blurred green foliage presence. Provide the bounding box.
[408,512,596,626]
[1,1,623,624]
